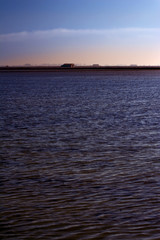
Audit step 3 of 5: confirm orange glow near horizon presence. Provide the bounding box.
[3,45,160,66]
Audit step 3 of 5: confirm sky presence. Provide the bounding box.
[0,0,160,66]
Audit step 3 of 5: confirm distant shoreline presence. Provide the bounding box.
[1,66,160,72]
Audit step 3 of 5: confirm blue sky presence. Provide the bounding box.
[0,0,160,65]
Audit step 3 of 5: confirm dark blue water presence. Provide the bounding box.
[1,71,160,240]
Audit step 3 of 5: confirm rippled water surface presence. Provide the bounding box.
[1,70,160,240]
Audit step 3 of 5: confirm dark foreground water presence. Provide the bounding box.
[1,70,160,240]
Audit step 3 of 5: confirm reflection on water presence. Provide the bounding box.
[1,71,160,239]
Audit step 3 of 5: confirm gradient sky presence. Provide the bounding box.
[0,0,160,66]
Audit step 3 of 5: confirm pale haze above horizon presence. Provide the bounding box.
[0,0,160,66]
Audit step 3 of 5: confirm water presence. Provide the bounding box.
[1,70,160,240]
